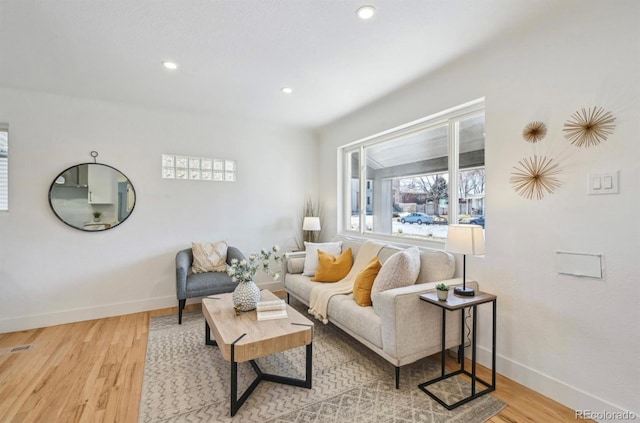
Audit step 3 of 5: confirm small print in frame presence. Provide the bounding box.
[162,167,175,179]
[175,156,188,168]
[162,154,175,167]
[189,157,201,170]
[201,158,213,170]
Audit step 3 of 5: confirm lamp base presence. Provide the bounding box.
[454,286,475,297]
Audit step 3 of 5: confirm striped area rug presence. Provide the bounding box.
[139,299,505,423]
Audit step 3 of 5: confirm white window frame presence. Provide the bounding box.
[337,98,485,247]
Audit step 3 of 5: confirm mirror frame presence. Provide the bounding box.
[48,162,137,232]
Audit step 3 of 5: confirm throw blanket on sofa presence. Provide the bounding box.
[308,240,384,324]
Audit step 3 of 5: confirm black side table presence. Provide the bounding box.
[418,290,497,410]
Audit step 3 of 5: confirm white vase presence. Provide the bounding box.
[232,280,261,311]
[436,289,449,301]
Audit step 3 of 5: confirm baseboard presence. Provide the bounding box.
[475,345,637,420]
[0,295,177,334]
[1,283,287,334]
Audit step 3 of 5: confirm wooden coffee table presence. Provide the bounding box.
[202,290,314,416]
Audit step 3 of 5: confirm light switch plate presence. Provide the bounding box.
[588,171,619,195]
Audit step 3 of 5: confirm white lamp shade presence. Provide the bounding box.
[445,224,485,255]
[302,216,321,231]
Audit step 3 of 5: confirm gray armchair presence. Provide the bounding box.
[175,246,246,324]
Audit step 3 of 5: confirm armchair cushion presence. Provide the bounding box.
[191,240,228,273]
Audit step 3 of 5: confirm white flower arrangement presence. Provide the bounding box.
[227,245,284,283]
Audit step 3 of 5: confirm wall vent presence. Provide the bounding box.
[0,344,34,354]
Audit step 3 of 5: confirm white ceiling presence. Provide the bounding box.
[0,0,569,128]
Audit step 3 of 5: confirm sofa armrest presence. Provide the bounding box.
[176,248,193,300]
[284,251,306,274]
[372,279,479,362]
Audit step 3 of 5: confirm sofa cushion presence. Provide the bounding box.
[312,248,353,282]
[285,273,322,303]
[327,294,382,348]
[185,271,236,297]
[415,250,456,282]
[302,241,342,276]
[370,247,421,299]
[191,241,228,273]
[353,257,382,307]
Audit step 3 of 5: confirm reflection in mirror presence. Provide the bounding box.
[49,163,136,232]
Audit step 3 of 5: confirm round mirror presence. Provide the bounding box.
[48,163,136,232]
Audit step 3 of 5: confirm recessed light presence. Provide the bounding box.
[161,61,178,70]
[281,87,293,94]
[356,6,376,20]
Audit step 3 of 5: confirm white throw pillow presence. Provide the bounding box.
[302,241,343,276]
[191,241,228,273]
[370,247,421,299]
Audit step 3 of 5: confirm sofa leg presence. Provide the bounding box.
[395,366,400,389]
[178,299,186,324]
[286,293,290,304]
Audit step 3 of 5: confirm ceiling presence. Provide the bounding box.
[0,0,568,129]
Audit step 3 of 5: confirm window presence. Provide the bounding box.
[0,126,7,211]
[339,99,484,243]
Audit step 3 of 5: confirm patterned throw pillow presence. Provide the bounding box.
[370,247,421,300]
[311,248,353,282]
[191,241,228,273]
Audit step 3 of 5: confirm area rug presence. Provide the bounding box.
[139,300,506,422]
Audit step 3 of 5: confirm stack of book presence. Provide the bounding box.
[256,299,288,321]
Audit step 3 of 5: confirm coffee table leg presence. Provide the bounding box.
[229,340,313,416]
[205,320,217,346]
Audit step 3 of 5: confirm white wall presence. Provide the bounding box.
[317,1,639,418]
[0,87,317,332]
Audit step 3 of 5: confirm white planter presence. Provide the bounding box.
[436,289,449,301]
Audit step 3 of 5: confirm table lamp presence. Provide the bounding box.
[302,217,321,243]
[445,224,485,296]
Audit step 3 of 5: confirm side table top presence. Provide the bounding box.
[202,290,313,363]
[420,291,496,310]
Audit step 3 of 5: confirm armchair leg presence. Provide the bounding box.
[395,366,400,389]
[178,299,186,324]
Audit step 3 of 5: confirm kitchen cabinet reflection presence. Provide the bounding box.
[49,163,136,231]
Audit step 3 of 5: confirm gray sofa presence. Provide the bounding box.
[284,237,477,388]
[175,246,246,324]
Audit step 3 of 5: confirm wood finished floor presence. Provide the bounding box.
[0,302,592,423]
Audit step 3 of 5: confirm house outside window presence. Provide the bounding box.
[0,126,7,211]
[339,99,485,243]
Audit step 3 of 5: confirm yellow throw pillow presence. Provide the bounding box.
[311,248,353,282]
[353,257,382,307]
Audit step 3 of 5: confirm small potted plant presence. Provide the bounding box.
[436,283,449,301]
[92,211,102,222]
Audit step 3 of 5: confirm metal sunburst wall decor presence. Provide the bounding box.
[563,107,616,147]
[522,121,547,143]
[510,155,561,200]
